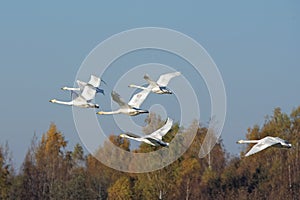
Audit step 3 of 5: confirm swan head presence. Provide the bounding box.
[61,87,68,90]
[119,134,127,138]
[94,104,100,109]
[128,84,135,88]
[96,111,104,115]
[284,142,292,148]
[236,140,244,144]
[49,99,57,103]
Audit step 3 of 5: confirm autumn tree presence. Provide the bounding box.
[0,143,13,199]
[86,134,130,199]
[108,176,133,199]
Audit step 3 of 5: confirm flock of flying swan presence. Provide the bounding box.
[50,72,180,147]
[50,72,292,155]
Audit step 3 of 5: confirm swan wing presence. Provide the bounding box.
[88,75,101,87]
[157,72,181,87]
[128,88,151,108]
[144,74,159,87]
[73,95,88,104]
[81,85,97,101]
[245,138,279,157]
[76,80,87,90]
[147,118,173,140]
[111,91,130,108]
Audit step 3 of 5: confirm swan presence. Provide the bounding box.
[129,72,181,94]
[96,90,150,116]
[50,84,99,108]
[61,75,105,96]
[120,118,173,147]
[237,136,292,157]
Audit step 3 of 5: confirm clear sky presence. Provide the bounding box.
[0,1,299,170]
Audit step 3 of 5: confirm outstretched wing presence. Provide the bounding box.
[81,86,97,101]
[245,137,279,157]
[111,91,129,108]
[76,80,87,90]
[144,74,159,87]
[88,75,101,88]
[128,87,151,108]
[146,118,173,140]
[157,72,181,87]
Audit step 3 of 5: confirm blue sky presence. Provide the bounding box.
[0,1,299,170]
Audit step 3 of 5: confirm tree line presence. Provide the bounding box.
[0,107,300,199]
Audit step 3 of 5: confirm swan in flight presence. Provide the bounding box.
[120,118,173,147]
[61,75,106,95]
[237,136,292,157]
[50,84,99,108]
[129,72,181,94]
[96,90,150,116]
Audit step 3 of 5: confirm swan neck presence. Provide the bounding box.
[63,87,80,91]
[239,140,260,144]
[98,110,120,115]
[53,100,73,106]
[130,85,148,90]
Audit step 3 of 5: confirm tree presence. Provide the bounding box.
[19,123,71,199]
[108,176,133,199]
[0,143,13,199]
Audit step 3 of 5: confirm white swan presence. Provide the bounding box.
[129,72,181,94]
[61,75,105,96]
[97,90,150,116]
[50,84,99,108]
[237,136,292,157]
[120,118,173,147]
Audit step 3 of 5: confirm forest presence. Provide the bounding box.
[0,106,300,200]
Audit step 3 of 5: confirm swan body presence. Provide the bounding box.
[97,90,150,116]
[61,75,105,96]
[120,118,173,147]
[129,72,181,94]
[237,136,292,157]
